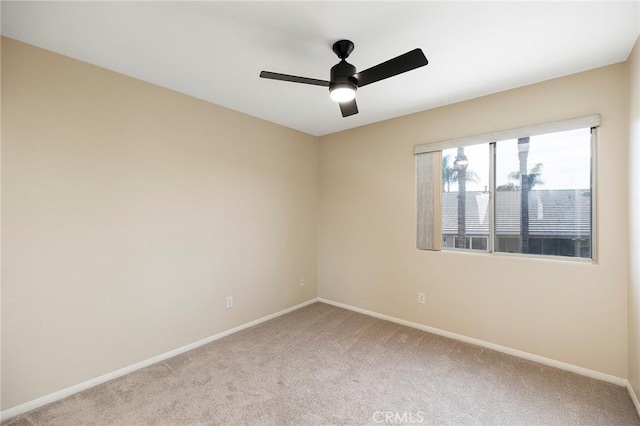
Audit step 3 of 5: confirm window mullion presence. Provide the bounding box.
[590,127,597,261]
[489,142,496,253]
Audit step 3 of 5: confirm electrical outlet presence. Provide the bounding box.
[226,296,233,309]
[299,277,305,287]
[418,292,425,304]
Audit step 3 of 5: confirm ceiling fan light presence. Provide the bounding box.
[329,85,356,103]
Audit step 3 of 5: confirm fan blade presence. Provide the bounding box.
[354,49,428,87]
[339,99,358,117]
[260,71,329,87]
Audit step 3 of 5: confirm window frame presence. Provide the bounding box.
[452,235,489,251]
[415,115,599,263]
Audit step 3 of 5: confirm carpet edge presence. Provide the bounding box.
[0,298,320,421]
[628,381,640,417]
[317,297,627,387]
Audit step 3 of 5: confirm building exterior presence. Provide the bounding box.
[442,189,591,257]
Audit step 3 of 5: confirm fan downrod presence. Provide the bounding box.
[332,40,354,60]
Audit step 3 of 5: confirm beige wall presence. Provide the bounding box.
[628,36,640,399]
[318,63,629,378]
[1,38,319,410]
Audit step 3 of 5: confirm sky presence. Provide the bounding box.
[442,127,591,192]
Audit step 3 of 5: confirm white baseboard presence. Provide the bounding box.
[317,298,627,387]
[4,297,634,421]
[0,298,319,421]
[628,381,640,417]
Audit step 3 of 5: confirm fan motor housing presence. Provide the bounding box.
[330,60,358,93]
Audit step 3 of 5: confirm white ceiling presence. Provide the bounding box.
[2,1,639,136]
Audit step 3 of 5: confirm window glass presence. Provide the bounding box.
[494,128,591,258]
[441,144,490,251]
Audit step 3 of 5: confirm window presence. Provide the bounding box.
[441,144,490,251]
[416,115,597,260]
[494,129,592,258]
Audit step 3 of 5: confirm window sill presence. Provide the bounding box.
[439,248,597,265]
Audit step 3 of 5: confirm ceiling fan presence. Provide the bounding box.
[260,40,429,118]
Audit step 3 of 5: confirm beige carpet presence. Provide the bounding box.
[3,302,640,425]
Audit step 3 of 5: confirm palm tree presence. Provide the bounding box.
[455,148,468,249]
[494,141,544,254]
[442,150,481,249]
[517,138,538,253]
[496,163,544,191]
[442,155,457,193]
[442,154,479,192]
